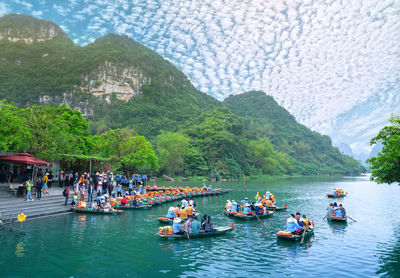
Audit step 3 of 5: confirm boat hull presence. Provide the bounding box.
[276,229,314,241]
[157,226,233,239]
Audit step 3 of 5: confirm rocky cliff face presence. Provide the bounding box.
[81,61,151,102]
[0,14,68,43]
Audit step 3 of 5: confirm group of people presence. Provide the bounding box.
[332,188,345,195]
[327,202,346,217]
[285,213,313,234]
[173,214,216,235]
[225,191,277,216]
[166,198,197,219]
[23,172,52,201]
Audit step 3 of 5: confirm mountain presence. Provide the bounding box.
[224,91,363,175]
[0,14,363,176]
[337,143,353,157]
[0,14,219,136]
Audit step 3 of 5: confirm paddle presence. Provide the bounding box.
[347,216,357,222]
[300,229,306,244]
[264,228,282,235]
[323,215,327,220]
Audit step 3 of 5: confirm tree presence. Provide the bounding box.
[156,131,189,176]
[96,128,158,174]
[367,114,400,184]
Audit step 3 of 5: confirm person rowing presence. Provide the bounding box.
[339,204,346,217]
[327,203,334,216]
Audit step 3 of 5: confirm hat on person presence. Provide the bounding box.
[244,197,248,200]
[245,204,250,207]
[173,218,182,223]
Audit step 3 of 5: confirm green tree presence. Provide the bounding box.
[156,131,190,176]
[96,128,159,174]
[367,114,400,184]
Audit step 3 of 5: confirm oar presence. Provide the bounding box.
[347,216,357,222]
[323,215,327,220]
[264,228,282,235]
[300,229,306,244]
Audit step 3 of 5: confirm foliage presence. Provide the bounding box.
[95,128,159,174]
[367,114,400,184]
[156,131,190,176]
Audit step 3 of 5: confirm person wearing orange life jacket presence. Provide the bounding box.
[186,204,194,218]
[173,205,181,217]
[179,206,187,218]
[270,194,276,203]
[266,199,273,207]
[261,196,267,205]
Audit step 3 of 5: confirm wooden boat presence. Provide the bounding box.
[327,193,346,198]
[276,228,314,241]
[233,211,274,220]
[327,214,347,222]
[157,226,233,239]
[71,207,122,215]
[265,206,287,211]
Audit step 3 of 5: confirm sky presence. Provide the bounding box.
[1,0,399,154]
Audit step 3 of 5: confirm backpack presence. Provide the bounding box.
[62,188,67,197]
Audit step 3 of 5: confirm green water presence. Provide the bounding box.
[1,176,399,277]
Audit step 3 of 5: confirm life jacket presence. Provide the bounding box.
[186,206,193,216]
[266,200,273,207]
[270,195,275,202]
[180,208,186,218]
[173,207,180,216]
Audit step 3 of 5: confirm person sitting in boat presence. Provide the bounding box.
[265,199,273,207]
[179,206,187,219]
[132,197,139,207]
[71,195,78,207]
[241,197,249,205]
[231,201,239,212]
[250,202,256,213]
[225,200,232,211]
[254,203,262,215]
[104,201,112,212]
[208,185,212,191]
[173,218,185,235]
[173,205,181,217]
[270,194,276,203]
[186,203,194,218]
[120,196,128,207]
[91,201,98,211]
[295,212,301,222]
[265,191,271,199]
[191,216,201,234]
[201,214,208,230]
[286,214,304,234]
[327,203,335,216]
[300,215,311,231]
[189,199,195,208]
[334,205,343,217]
[185,218,193,234]
[202,183,207,191]
[181,198,188,209]
[332,188,337,195]
[243,204,252,215]
[203,216,216,232]
[339,204,346,217]
[166,207,176,219]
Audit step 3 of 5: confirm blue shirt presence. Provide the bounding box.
[166,210,176,218]
[129,182,133,189]
[173,223,184,233]
[285,220,304,232]
[243,206,251,214]
[334,208,343,217]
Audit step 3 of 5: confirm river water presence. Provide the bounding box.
[1,176,399,277]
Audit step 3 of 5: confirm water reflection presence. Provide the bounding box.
[15,241,24,257]
[377,225,400,277]
[328,222,347,235]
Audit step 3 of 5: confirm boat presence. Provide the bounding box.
[265,206,287,211]
[327,193,347,198]
[117,204,152,210]
[71,207,122,215]
[327,214,347,222]
[157,226,233,239]
[232,211,274,220]
[276,228,314,241]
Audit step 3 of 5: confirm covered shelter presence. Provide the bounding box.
[0,153,52,167]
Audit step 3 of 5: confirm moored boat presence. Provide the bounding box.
[327,214,347,222]
[276,228,314,241]
[157,226,233,239]
[71,207,122,215]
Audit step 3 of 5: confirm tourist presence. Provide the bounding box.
[186,203,194,218]
[225,200,232,211]
[208,184,212,191]
[64,185,70,206]
[301,215,311,231]
[202,183,207,191]
[334,205,344,217]
[43,173,49,194]
[285,214,304,234]
[327,203,334,216]
[266,198,273,207]
[128,180,133,195]
[116,183,122,197]
[87,182,93,203]
[96,195,102,206]
[203,216,216,232]
[179,205,187,219]
[241,197,249,205]
[265,191,271,199]
[104,201,112,212]
[188,216,200,234]
[71,195,78,207]
[79,184,85,202]
[173,218,185,235]
[59,171,64,188]
[243,204,251,215]
[295,212,301,222]
[250,202,256,213]
[97,182,102,196]
[120,196,128,207]
[36,178,43,200]
[185,218,194,234]
[25,178,33,201]
[201,214,208,229]
[48,172,53,189]
[339,204,346,217]
[270,194,276,202]
[91,201,98,211]
[166,207,176,219]
[231,201,238,213]
[181,198,188,209]
[173,205,180,217]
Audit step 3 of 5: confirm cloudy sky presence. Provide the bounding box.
[1,0,399,153]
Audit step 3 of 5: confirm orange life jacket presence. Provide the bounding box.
[186,206,193,216]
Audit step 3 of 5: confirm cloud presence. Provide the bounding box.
[0,2,8,17]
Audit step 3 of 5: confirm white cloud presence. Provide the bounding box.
[0,2,8,17]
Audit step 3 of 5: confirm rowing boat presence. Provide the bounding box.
[327,193,347,198]
[223,210,238,217]
[157,226,233,239]
[232,211,274,220]
[71,207,122,215]
[276,228,314,241]
[327,214,347,222]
